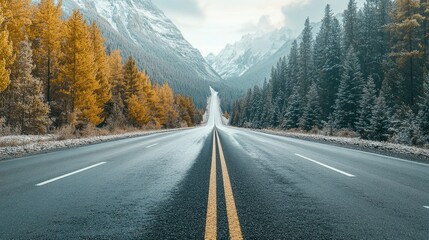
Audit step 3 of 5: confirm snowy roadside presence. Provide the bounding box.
[255,129,429,162]
[0,128,192,161]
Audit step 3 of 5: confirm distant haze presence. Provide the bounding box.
[152,0,365,56]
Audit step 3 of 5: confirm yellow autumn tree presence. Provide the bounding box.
[123,56,143,100]
[108,49,125,103]
[158,82,178,127]
[127,94,150,127]
[0,9,13,92]
[56,10,102,126]
[0,0,32,54]
[31,0,63,103]
[176,95,197,127]
[89,22,111,113]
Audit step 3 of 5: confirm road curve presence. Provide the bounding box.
[0,88,428,239]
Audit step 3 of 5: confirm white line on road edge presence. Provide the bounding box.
[424,206,429,209]
[35,162,107,186]
[295,154,355,177]
[146,143,159,148]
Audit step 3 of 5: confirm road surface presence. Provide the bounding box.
[0,89,428,239]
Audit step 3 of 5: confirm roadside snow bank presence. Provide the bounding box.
[0,128,190,160]
[258,129,429,160]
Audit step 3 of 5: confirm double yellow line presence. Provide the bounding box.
[205,129,243,240]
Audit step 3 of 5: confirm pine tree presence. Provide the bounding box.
[249,85,263,128]
[299,83,322,131]
[8,41,50,134]
[123,56,142,101]
[388,0,424,106]
[56,10,102,126]
[357,0,392,89]
[128,94,150,127]
[288,40,299,90]
[316,13,343,118]
[260,81,274,128]
[89,22,111,114]
[32,0,63,103]
[108,50,125,104]
[297,18,314,100]
[271,91,283,127]
[314,5,333,74]
[369,93,389,141]
[282,86,301,129]
[417,73,429,143]
[381,60,405,110]
[0,11,13,92]
[356,76,377,138]
[390,106,421,145]
[158,83,178,128]
[343,0,359,51]
[333,47,364,130]
[106,93,127,129]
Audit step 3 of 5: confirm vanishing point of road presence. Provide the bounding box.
[1,89,428,239]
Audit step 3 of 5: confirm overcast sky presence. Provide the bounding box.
[151,0,365,56]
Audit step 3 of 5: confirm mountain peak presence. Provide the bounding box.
[209,27,293,80]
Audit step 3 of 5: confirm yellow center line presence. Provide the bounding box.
[216,129,243,240]
[205,132,217,240]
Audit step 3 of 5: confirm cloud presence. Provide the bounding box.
[151,0,206,19]
[238,15,279,34]
[281,0,366,34]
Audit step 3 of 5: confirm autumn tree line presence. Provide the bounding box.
[231,0,429,146]
[0,0,202,135]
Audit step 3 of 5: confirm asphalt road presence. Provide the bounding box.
[0,89,428,239]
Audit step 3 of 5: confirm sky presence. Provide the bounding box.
[151,0,365,56]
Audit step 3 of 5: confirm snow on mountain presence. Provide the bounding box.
[56,0,221,84]
[207,27,293,80]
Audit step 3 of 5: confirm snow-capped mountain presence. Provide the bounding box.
[60,0,220,82]
[32,0,223,106]
[208,28,293,80]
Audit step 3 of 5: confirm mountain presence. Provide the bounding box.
[209,16,341,91]
[36,0,223,107]
[207,27,294,90]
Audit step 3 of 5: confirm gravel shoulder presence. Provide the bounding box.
[0,128,193,161]
[254,128,429,164]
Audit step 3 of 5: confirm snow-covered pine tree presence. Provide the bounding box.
[369,93,389,141]
[271,91,284,127]
[343,0,359,52]
[250,85,263,128]
[357,0,392,89]
[417,73,429,143]
[297,18,314,102]
[356,76,377,139]
[333,47,364,130]
[299,83,322,131]
[260,80,273,128]
[317,13,343,118]
[314,5,333,75]
[282,86,301,130]
[8,40,50,134]
[287,40,299,93]
[390,105,422,145]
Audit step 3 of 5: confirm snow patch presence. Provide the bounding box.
[257,129,429,161]
[0,128,192,160]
